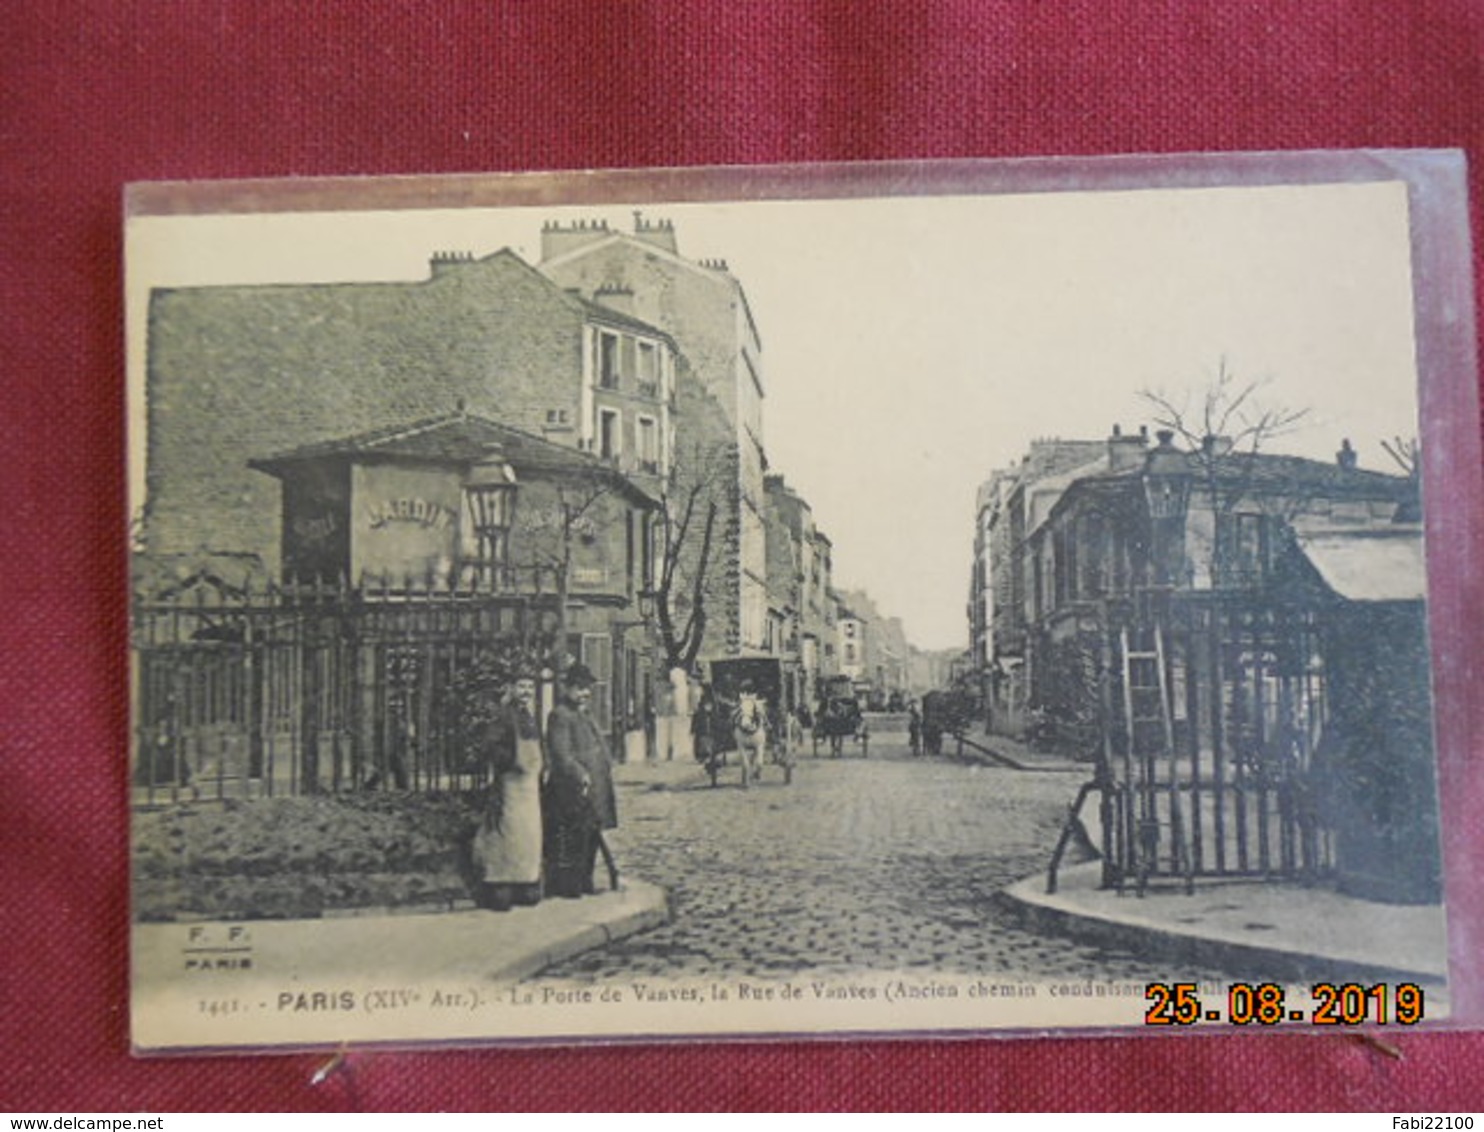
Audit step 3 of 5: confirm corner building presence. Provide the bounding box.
[144,248,678,570]
[541,216,769,664]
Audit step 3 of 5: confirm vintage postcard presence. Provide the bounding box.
[127,153,1481,1051]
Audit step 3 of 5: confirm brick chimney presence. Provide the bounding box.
[1107,423,1148,472]
[1200,433,1235,458]
[593,283,635,317]
[540,217,611,262]
[429,250,475,277]
[631,211,678,254]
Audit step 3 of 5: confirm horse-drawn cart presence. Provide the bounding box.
[700,658,796,787]
[813,674,869,758]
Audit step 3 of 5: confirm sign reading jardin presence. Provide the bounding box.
[366,497,456,532]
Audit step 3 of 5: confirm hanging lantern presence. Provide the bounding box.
[1142,430,1192,586]
[462,445,517,589]
[1143,430,1192,519]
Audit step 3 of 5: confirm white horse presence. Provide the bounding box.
[732,692,769,788]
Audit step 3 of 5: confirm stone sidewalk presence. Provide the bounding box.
[133,879,670,989]
[1001,860,1450,987]
[944,729,1452,989]
[946,727,1089,773]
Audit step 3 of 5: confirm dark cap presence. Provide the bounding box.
[563,663,597,688]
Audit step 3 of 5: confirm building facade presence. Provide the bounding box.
[762,474,840,709]
[249,410,660,752]
[974,437,1113,735]
[142,248,678,572]
[540,215,769,665]
[986,425,1434,898]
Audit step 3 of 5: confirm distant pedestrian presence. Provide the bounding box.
[692,684,719,766]
[786,706,806,758]
[543,664,617,898]
[907,701,922,757]
[921,694,944,756]
[470,668,545,912]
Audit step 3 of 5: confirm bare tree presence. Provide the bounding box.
[1140,359,1309,461]
[1140,359,1311,584]
[515,470,621,661]
[1380,435,1422,479]
[653,437,732,673]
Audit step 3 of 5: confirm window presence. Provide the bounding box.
[545,408,570,426]
[1080,513,1106,598]
[1218,512,1269,587]
[598,409,620,461]
[637,416,658,473]
[598,332,620,390]
[1052,529,1071,606]
[637,341,658,397]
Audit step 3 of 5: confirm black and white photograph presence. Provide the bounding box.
[126,154,1476,1049]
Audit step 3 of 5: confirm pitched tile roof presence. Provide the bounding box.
[249,411,657,508]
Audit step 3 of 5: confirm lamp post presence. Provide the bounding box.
[609,588,657,762]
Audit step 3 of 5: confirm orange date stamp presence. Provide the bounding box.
[1144,981,1426,1026]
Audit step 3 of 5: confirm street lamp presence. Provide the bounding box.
[1142,430,1191,588]
[462,446,517,590]
[609,588,658,762]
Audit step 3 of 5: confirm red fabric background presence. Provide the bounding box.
[3,0,1483,1112]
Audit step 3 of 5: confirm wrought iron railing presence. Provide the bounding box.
[131,575,561,806]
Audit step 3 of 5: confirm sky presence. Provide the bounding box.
[127,176,1422,650]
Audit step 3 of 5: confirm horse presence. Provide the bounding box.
[816,695,861,758]
[731,692,769,788]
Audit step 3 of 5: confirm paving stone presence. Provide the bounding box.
[535,741,1238,985]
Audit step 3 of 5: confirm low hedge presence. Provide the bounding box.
[132,791,487,921]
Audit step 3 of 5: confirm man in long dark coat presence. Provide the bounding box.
[543,663,617,898]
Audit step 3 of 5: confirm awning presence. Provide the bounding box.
[1296,527,1426,602]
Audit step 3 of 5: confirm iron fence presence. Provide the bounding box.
[1043,591,1336,894]
[131,575,561,806]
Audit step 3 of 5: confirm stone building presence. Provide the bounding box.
[762,474,839,709]
[987,425,1434,899]
[973,437,1110,735]
[839,588,909,706]
[248,410,659,750]
[540,215,769,666]
[141,248,679,572]
[836,600,866,686]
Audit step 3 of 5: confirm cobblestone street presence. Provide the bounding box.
[537,721,1241,985]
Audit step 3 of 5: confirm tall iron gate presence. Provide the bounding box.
[131,577,561,805]
[1092,593,1335,892]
